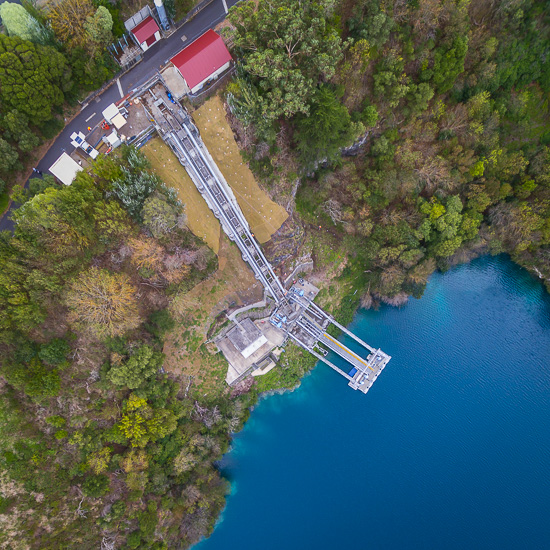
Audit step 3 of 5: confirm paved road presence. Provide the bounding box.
[0,0,239,231]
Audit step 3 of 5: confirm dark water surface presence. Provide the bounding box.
[197,256,550,550]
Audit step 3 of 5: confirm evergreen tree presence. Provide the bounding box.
[227,0,343,124]
[0,2,50,44]
[0,35,71,123]
[294,85,361,167]
[107,345,164,390]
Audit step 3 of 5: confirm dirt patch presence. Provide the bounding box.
[142,137,221,254]
[192,95,288,243]
[163,234,263,395]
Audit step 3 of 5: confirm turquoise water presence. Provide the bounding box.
[197,256,550,550]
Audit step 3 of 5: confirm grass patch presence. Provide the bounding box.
[254,343,318,393]
[163,235,263,395]
[142,137,221,254]
[192,95,288,243]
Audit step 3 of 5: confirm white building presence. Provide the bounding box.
[49,153,83,186]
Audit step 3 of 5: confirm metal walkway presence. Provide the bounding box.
[145,87,390,394]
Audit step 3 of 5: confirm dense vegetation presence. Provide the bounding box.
[0,0,124,205]
[1,0,550,548]
[0,147,260,549]
[226,0,550,298]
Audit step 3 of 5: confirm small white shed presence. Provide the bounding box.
[49,153,83,186]
[102,104,127,129]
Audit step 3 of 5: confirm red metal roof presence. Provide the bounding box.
[131,16,159,44]
[170,30,232,91]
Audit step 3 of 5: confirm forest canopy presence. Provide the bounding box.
[226,0,550,297]
[1,1,550,548]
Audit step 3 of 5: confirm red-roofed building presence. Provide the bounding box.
[170,30,232,95]
[131,15,160,52]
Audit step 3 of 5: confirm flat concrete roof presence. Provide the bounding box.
[220,319,286,385]
[227,318,265,358]
[49,152,83,185]
[102,103,119,122]
[160,64,188,98]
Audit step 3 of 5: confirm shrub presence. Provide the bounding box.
[146,309,175,339]
[126,531,142,549]
[82,474,110,498]
[46,415,66,428]
[39,338,71,365]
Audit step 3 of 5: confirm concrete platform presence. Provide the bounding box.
[86,99,152,154]
[219,318,285,385]
[161,65,188,99]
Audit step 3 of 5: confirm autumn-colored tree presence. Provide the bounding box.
[87,447,112,474]
[173,448,197,475]
[66,267,141,338]
[129,237,164,271]
[117,394,177,448]
[122,449,149,473]
[47,0,94,49]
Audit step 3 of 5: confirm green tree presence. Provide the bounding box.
[425,36,469,93]
[4,357,61,399]
[66,47,114,93]
[84,6,113,46]
[82,474,110,498]
[39,338,71,366]
[373,51,410,108]
[0,2,49,44]
[294,85,361,167]
[227,0,343,124]
[406,83,435,114]
[0,35,71,123]
[0,137,19,174]
[45,415,66,428]
[92,199,134,243]
[107,345,164,389]
[142,192,182,238]
[146,309,175,340]
[3,110,40,153]
[12,179,99,259]
[433,236,463,257]
[359,103,379,127]
[111,169,159,220]
[13,175,59,205]
[347,0,394,48]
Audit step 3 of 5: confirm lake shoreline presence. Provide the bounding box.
[196,255,550,550]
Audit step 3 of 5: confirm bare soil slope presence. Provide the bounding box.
[193,95,288,243]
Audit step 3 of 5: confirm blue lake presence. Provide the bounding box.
[197,256,550,550]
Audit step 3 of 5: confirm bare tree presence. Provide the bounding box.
[322,198,344,225]
[101,534,117,550]
[76,497,87,519]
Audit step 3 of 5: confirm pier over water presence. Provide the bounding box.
[141,76,391,394]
